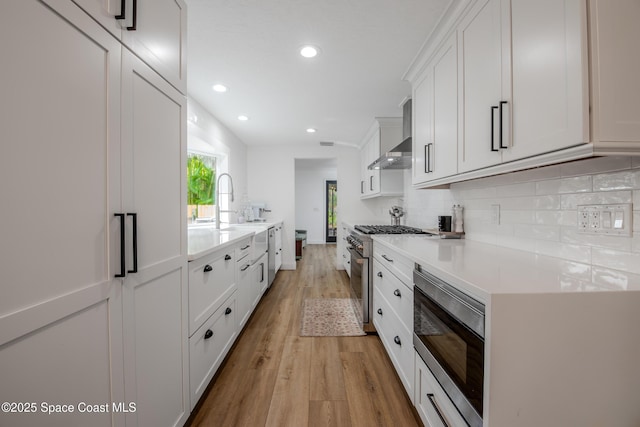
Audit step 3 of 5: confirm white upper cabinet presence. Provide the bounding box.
[360,119,404,198]
[457,0,507,173]
[504,0,589,162]
[73,0,187,94]
[413,33,459,185]
[590,0,640,144]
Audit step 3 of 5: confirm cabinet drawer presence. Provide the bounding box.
[415,350,468,427]
[373,259,413,332]
[189,294,237,409]
[373,243,414,285]
[188,249,236,336]
[373,288,414,400]
[236,237,252,262]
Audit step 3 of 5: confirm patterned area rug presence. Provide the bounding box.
[300,298,366,337]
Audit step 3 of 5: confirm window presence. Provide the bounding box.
[187,152,216,224]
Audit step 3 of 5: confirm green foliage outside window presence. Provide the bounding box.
[187,154,215,206]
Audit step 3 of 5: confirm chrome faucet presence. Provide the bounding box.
[215,173,235,229]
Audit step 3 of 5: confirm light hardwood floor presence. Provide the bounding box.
[187,244,422,427]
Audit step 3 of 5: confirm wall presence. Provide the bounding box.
[187,98,248,220]
[403,156,640,281]
[247,144,386,270]
[295,164,337,245]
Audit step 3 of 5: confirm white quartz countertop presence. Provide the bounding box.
[372,234,640,301]
[187,220,282,261]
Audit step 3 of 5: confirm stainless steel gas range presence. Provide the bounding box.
[346,225,426,333]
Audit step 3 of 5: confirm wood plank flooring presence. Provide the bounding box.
[187,244,422,427]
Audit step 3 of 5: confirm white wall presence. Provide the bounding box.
[404,156,640,282]
[295,164,337,244]
[187,98,248,221]
[247,144,387,270]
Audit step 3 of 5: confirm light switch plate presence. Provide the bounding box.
[577,203,632,236]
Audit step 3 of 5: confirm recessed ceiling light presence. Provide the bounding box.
[300,45,319,58]
[238,115,249,121]
[212,84,228,93]
[306,128,317,133]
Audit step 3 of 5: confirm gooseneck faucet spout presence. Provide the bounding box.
[215,173,235,229]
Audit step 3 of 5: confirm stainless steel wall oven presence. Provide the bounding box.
[413,266,485,427]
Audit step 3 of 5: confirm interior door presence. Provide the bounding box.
[326,181,337,243]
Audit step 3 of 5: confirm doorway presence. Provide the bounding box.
[294,158,337,245]
[326,180,337,243]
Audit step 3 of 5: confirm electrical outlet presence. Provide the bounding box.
[491,204,500,225]
[578,204,632,236]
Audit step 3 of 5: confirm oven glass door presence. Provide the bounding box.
[414,286,484,416]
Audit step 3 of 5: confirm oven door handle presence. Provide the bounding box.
[347,247,366,264]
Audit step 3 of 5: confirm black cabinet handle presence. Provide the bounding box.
[499,100,508,149]
[377,308,383,316]
[204,264,213,273]
[241,264,250,272]
[204,329,213,340]
[393,289,401,297]
[394,336,401,346]
[225,254,232,261]
[115,0,126,19]
[369,175,373,191]
[127,213,137,273]
[260,263,264,282]
[360,181,364,194]
[381,254,393,263]
[377,271,383,278]
[426,143,433,173]
[115,213,125,278]
[225,307,232,315]
[126,0,137,31]
[491,106,499,152]
[241,245,250,250]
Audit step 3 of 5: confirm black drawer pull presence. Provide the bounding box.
[241,245,250,250]
[393,289,401,297]
[381,254,393,262]
[377,308,383,316]
[225,307,232,315]
[241,264,250,272]
[377,271,383,278]
[204,329,213,340]
[225,254,232,261]
[394,336,401,346]
[204,264,213,273]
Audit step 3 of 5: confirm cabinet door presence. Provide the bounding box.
[590,0,640,143]
[122,0,187,94]
[458,0,506,172]
[275,225,283,271]
[236,257,252,329]
[413,68,434,184]
[504,0,589,162]
[72,0,124,39]
[121,51,189,427]
[0,2,124,426]
[369,130,381,195]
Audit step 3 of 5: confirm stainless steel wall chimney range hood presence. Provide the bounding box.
[368,99,412,170]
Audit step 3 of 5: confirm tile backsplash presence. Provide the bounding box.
[404,156,640,280]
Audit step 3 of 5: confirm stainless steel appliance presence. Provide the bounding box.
[413,266,485,427]
[346,225,427,332]
[267,226,276,287]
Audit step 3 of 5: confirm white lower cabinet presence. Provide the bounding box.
[236,250,253,330]
[415,351,467,427]
[189,293,237,408]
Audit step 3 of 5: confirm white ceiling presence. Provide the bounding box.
[186,0,451,147]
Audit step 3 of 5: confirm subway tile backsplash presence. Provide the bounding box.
[404,156,640,277]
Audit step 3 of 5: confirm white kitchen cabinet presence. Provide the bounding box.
[0,2,124,426]
[590,0,640,144]
[457,0,588,172]
[414,351,467,427]
[254,252,269,300]
[72,0,187,94]
[0,2,188,427]
[341,224,351,276]
[120,49,189,427]
[372,245,415,402]
[275,223,283,272]
[189,292,237,408]
[236,238,253,330]
[413,33,459,185]
[360,119,404,198]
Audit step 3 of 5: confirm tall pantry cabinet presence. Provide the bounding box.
[0,1,188,427]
